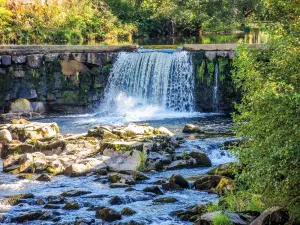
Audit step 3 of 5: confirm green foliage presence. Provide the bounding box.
[106,0,263,38]
[0,0,135,44]
[232,0,300,221]
[212,213,233,225]
[137,151,147,172]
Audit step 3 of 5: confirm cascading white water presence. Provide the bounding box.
[100,50,195,117]
[213,61,219,112]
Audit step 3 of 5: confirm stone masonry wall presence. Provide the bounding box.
[0,46,138,115]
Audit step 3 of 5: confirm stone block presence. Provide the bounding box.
[27,54,43,68]
[12,56,27,64]
[2,55,12,66]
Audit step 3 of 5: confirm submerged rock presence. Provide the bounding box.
[96,207,122,222]
[132,171,150,181]
[1,193,34,206]
[166,159,197,170]
[36,174,51,182]
[182,124,203,134]
[169,174,189,189]
[188,150,212,167]
[110,183,130,188]
[153,197,177,203]
[143,186,163,195]
[121,207,137,216]
[108,173,122,183]
[109,196,125,205]
[62,201,80,210]
[61,190,91,197]
[11,210,54,223]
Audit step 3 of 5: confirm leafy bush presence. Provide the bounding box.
[232,0,300,221]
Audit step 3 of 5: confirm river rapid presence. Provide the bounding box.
[0,113,237,225]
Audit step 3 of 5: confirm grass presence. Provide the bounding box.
[212,213,234,225]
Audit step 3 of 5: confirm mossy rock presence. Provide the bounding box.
[3,193,34,205]
[17,173,36,180]
[62,201,80,210]
[207,162,239,179]
[101,141,144,152]
[121,207,137,216]
[153,197,178,203]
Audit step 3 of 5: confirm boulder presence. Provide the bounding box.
[61,190,91,197]
[145,152,171,171]
[10,98,33,113]
[11,210,54,223]
[194,175,222,191]
[108,174,122,183]
[196,211,248,225]
[31,102,46,114]
[88,126,119,139]
[121,207,137,216]
[17,152,47,173]
[208,162,239,179]
[143,186,163,195]
[172,204,207,222]
[0,121,59,143]
[96,207,122,222]
[169,174,189,189]
[188,150,212,167]
[62,201,80,210]
[166,159,197,170]
[0,129,12,143]
[109,196,125,205]
[1,193,34,205]
[27,54,43,68]
[250,207,289,225]
[64,158,107,177]
[162,182,183,191]
[36,174,51,182]
[194,175,234,194]
[102,149,144,171]
[183,124,203,134]
[47,195,65,204]
[132,171,150,181]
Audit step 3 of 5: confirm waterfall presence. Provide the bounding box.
[213,61,219,112]
[99,50,195,116]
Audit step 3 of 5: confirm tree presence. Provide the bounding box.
[232,0,300,220]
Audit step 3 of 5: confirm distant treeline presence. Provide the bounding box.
[0,0,263,44]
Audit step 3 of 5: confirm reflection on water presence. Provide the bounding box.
[136,30,268,46]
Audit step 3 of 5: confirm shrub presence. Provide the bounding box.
[212,213,233,225]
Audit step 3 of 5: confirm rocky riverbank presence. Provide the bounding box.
[0,118,288,224]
